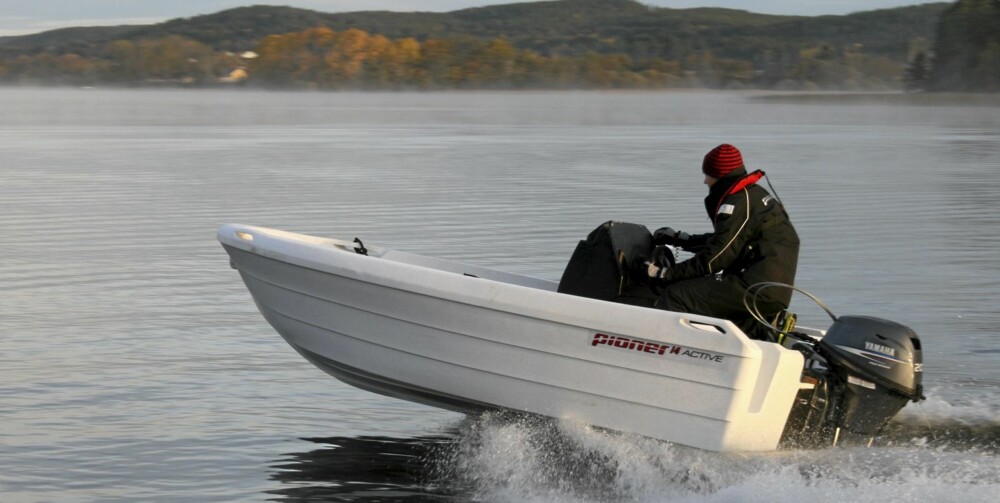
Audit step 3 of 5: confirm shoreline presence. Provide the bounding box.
[1,84,997,106]
[748,91,1000,107]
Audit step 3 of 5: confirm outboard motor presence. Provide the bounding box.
[783,315,924,447]
[819,316,924,433]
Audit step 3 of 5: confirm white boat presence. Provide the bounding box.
[218,223,924,452]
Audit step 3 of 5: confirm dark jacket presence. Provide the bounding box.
[661,168,800,306]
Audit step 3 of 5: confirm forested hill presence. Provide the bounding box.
[0,0,948,63]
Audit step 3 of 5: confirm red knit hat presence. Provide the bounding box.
[702,144,744,178]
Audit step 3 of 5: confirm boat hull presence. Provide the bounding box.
[220,224,804,452]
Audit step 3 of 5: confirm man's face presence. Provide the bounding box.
[704,175,718,188]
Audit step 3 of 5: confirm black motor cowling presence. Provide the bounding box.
[782,315,925,447]
[817,315,924,435]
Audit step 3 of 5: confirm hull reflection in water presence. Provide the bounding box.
[268,434,460,502]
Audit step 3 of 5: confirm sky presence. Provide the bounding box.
[0,0,935,37]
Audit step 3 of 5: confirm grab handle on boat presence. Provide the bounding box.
[324,236,369,255]
[683,319,726,334]
[352,238,368,256]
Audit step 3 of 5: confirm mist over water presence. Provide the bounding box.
[1,88,998,501]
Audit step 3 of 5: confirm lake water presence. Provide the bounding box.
[1,88,998,502]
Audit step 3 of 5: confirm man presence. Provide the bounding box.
[645,144,800,339]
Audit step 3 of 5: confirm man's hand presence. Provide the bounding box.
[652,227,690,246]
[646,260,669,280]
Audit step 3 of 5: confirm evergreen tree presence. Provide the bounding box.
[928,0,1000,91]
[904,51,929,91]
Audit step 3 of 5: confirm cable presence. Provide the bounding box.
[742,282,839,338]
[763,173,784,206]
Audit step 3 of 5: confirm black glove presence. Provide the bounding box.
[652,227,690,246]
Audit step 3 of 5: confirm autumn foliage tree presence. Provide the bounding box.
[102,36,219,82]
[251,27,426,88]
[246,26,691,89]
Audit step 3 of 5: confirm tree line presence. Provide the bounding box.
[0,27,905,90]
[0,0,995,92]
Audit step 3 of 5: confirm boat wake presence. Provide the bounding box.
[268,401,999,502]
[879,392,1000,455]
[434,412,999,502]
